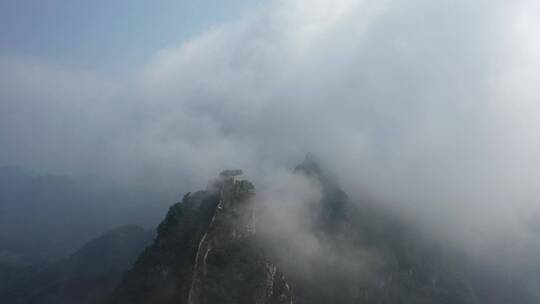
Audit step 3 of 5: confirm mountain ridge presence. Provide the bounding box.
[109,156,488,304]
[109,172,292,304]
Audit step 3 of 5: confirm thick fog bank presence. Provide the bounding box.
[1,0,540,270]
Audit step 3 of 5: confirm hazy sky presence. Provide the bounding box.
[0,0,266,72]
[1,0,540,266]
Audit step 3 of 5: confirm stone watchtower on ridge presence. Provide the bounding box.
[219,169,243,179]
[207,169,244,192]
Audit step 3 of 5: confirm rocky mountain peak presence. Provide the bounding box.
[109,171,291,304]
[107,164,492,304]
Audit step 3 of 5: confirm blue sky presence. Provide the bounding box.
[0,0,265,72]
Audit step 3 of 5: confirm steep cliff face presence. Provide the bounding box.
[188,176,292,304]
[109,173,292,304]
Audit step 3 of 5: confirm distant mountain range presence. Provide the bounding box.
[0,225,154,304]
[0,165,174,260]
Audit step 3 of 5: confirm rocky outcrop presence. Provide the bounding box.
[108,159,489,304]
[109,172,292,304]
[188,176,291,304]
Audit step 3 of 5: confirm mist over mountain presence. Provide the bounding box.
[106,158,538,303]
[2,0,540,303]
[1,157,539,303]
[2,0,540,266]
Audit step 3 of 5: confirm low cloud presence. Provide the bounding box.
[1,0,540,266]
